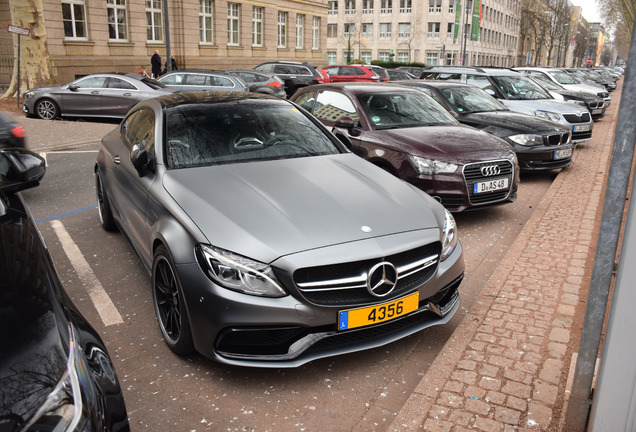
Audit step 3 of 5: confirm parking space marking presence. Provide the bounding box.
[36,204,97,224]
[50,219,124,327]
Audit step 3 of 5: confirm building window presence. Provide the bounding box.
[327,23,337,38]
[312,17,320,49]
[447,22,453,38]
[428,0,442,13]
[199,0,213,43]
[328,1,338,15]
[379,51,391,61]
[426,52,438,65]
[107,0,127,40]
[427,22,440,37]
[398,23,411,37]
[296,14,305,48]
[62,0,87,39]
[380,0,392,14]
[361,51,372,63]
[327,51,337,64]
[345,0,355,14]
[145,0,162,41]
[344,23,355,37]
[278,11,287,48]
[379,23,391,37]
[448,1,455,13]
[361,23,373,38]
[362,0,374,14]
[227,3,240,45]
[397,51,409,63]
[399,0,411,13]
[252,6,263,46]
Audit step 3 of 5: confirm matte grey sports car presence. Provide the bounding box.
[94,92,464,367]
[23,73,178,120]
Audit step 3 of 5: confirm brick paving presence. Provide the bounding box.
[388,89,620,432]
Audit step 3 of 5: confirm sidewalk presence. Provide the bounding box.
[388,90,619,432]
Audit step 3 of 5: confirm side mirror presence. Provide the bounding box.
[484,89,496,96]
[68,84,79,91]
[0,148,46,193]
[130,142,149,175]
[334,116,356,130]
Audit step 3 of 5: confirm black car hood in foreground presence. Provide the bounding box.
[162,153,441,261]
[460,110,569,135]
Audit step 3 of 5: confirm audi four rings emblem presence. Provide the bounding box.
[367,262,398,297]
[480,165,501,176]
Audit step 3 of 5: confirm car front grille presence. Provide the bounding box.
[546,132,570,146]
[586,101,604,109]
[293,243,442,307]
[463,160,514,205]
[563,112,591,123]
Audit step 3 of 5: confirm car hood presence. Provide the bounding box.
[500,99,589,116]
[461,111,569,135]
[363,125,515,164]
[25,85,66,93]
[162,153,442,262]
[561,83,607,95]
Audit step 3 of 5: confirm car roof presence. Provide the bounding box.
[394,80,471,89]
[424,66,522,76]
[298,82,424,94]
[141,90,280,110]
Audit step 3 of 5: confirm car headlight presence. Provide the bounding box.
[534,110,561,122]
[508,134,544,146]
[24,323,97,431]
[197,244,287,297]
[23,91,34,100]
[441,209,458,261]
[408,155,458,175]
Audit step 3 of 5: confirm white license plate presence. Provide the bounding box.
[554,148,573,160]
[573,124,591,132]
[473,177,509,194]
[592,108,603,114]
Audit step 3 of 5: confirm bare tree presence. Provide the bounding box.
[573,24,590,67]
[2,0,54,99]
[544,0,572,66]
[598,0,635,47]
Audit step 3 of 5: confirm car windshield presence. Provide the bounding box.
[551,71,580,85]
[530,75,563,91]
[491,76,551,100]
[357,92,457,129]
[439,86,508,113]
[165,99,342,169]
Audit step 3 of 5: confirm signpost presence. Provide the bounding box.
[7,25,30,108]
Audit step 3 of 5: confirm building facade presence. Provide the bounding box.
[1,0,328,86]
[326,0,521,67]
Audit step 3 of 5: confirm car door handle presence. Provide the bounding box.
[123,93,132,96]
[91,91,100,95]
[114,155,121,165]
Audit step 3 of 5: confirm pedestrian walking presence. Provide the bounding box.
[151,50,162,78]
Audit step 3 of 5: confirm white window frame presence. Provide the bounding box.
[63,0,88,40]
[327,23,337,38]
[380,0,392,14]
[397,52,409,63]
[252,6,263,46]
[379,51,391,61]
[227,3,240,45]
[399,0,411,13]
[328,1,338,15]
[278,11,287,48]
[427,22,440,38]
[296,14,305,48]
[344,23,355,37]
[379,23,391,38]
[361,51,372,63]
[398,22,411,37]
[361,23,373,38]
[107,0,128,41]
[446,22,453,39]
[426,52,439,65]
[362,0,374,14]
[345,0,355,14]
[312,17,320,49]
[327,51,337,64]
[199,0,213,44]
[428,0,442,13]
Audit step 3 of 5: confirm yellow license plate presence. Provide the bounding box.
[338,292,419,331]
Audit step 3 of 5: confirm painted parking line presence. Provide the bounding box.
[36,204,97,224]
[50,219,124,327]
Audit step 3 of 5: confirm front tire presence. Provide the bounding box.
[95,172,116,231]
[152,246,194,356]
[35,98,59,120]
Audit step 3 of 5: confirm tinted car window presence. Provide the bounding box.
[107,77,137,90]
[465,75,496,93]
[491,76,551,100]
[357,92,457,129]
[293,92,317,111]
[313,91,360,124]
[75,76,107,88]
[414,87,446,106]
[165,100,341,168]
[440,87,508,113]
[124,108,156,166]
[214,76,236,87]
[159,73,184,85]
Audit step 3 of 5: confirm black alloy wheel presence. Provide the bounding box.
[95,172,116,231]
[152,246,194,355]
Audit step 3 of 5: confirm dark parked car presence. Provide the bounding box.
[386,69,417,81]
[94,91,465,367]
[0,112,26,149]
[253,61,327,97]
[157,70,247,93]
[524,75,606,120]
[291,83,520,212]
[397,80,575,171]
[0,148,129,431]
[23,73,178,120]
[225,69,286,98]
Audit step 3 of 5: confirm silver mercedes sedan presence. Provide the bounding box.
[94,91,465,367]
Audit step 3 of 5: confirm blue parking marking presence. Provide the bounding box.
[339,311,349,330]
[36,204,97,224]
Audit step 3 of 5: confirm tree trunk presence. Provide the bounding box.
[1,0,53,99]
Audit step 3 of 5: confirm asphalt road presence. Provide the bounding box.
[12,119,556,431]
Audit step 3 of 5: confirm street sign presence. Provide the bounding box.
[7,25,30,36]
[587,58,592,64]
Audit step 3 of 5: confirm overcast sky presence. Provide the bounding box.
[568,0,602,23]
